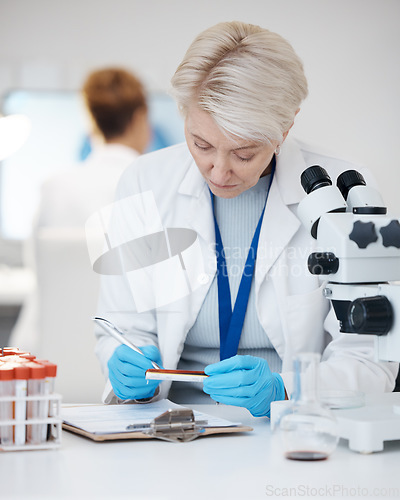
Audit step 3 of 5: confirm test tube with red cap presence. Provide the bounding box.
[35,360,57,394]
[20,354,36,362]
[26,362,47,445]
[1,347,19,355]
[0,365,14,445]
[36,360,57,441]
[2,348,30,357]
[14,364,30,446]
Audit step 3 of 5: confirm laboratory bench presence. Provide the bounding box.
[1,402,400,500]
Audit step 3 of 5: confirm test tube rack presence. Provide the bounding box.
[0,392,62,451]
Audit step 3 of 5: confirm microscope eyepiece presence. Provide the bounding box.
[336,169,387,214]
[298,165,347,239]
[301,166,332,194]
[336,170,366,200]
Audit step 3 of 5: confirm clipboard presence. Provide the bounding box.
[61,402,253,443]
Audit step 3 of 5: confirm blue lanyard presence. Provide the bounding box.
[211,161,275,361]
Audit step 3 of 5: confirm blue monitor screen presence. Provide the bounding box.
[0,89,185,240]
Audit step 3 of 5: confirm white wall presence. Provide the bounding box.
[1,0,399,211]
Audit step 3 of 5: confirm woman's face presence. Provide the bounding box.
[184,105,279,199]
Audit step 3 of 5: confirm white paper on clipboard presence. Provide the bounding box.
[61,399,243,436]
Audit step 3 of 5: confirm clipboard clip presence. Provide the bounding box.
[144,408,207,443]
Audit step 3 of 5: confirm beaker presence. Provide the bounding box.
[279,352,338,461]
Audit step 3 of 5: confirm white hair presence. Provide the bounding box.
[170,21,308,144]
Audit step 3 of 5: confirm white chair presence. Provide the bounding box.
[33,227,105,403]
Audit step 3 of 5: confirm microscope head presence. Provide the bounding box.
[297,166,400,284]
[297,166,400,362]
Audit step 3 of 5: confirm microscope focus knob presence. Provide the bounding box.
[349,296,393,335]
[308,252,339,275]
[380,219,400,248]
[349,220,378,249]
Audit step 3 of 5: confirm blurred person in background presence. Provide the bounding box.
[10,67,151,351]
[36,67,151,227]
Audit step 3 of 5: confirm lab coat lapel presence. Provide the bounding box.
[178,158,216,257]
[255,137,307,289]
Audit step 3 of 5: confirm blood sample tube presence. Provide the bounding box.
[2,348,19,355]
[2,348,31,359]
[36,360,57,441]
[36,360,57,395]
[20,354,36,362]
[26,362,46,445]
[0,365,14,446]
[14,364,29,446]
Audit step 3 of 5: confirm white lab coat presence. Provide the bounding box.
[95,137,398,403]
[36,143,139,227]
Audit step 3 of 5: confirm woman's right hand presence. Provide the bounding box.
[107,344,163,400]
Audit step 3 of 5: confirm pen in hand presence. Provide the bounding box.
[92,316,162,370]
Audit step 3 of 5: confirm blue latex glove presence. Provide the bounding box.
[203,355,286,417]
[108,344,163,401]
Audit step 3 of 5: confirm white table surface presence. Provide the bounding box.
[1,402,400,500]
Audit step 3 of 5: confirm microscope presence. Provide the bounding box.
[295,165,400,453]
[271,165,400,453]
[297,165,400,364]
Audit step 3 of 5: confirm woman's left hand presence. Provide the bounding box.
[203,355,286,417]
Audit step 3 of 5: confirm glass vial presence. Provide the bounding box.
[279,352,338,461]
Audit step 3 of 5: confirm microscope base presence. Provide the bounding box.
[333,392,400,453]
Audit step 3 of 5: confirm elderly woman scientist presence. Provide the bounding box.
[94,21,398,416]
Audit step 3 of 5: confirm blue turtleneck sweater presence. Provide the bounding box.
[177,174,281,376]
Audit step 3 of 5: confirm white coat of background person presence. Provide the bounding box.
[35,67,151,227]
[94,22,398,416]
[10,67,151,352]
